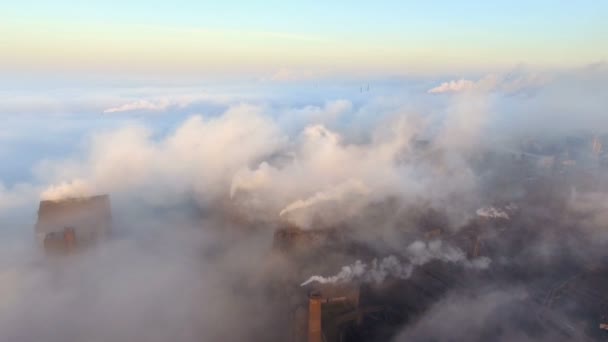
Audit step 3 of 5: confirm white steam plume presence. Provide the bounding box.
[39,105,285,205]
[301,240,491,286]
[230,162,277,199]
[279,179,369,217]
[40,179,94,201]
[476,204,517,220]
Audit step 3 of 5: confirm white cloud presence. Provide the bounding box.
[278,100,353,133]
[101,90,255,114]
[428,71,548,95]
[428,79,476,94]
[101,95,206,114]
[103,99,173,113]
[299,99,352,123]
[0,86,250,116]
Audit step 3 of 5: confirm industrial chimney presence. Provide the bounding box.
[308,292,322,342]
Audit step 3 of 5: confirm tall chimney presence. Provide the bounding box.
[308,292,322,342]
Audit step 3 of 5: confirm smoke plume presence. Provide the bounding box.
[301,240,491,286]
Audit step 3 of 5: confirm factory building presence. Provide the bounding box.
[35,194,112,254]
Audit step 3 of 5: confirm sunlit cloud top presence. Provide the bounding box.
[2,1,607,79]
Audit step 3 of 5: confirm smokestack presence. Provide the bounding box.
[308,292,322,342]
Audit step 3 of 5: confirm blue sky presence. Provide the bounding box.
[2,1,606,79]
[6,1,606,34]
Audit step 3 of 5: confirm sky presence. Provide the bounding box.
[2,1,607,80]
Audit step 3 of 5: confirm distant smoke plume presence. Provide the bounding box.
[406,240,490,268]
[476,204,517,220]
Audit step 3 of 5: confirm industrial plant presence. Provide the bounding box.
[270,135,608,341]
[28,134,608,342]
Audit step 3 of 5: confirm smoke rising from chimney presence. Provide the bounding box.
[279,179,369,217]
[1,64,607,341]
[301,240,491,286]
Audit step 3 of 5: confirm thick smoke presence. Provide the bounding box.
[35,104,286,208]
[1,64,608,341]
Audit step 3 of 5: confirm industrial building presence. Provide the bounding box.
[35,194,112,254]
[271,222,480,342]
[272,204,608,342]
